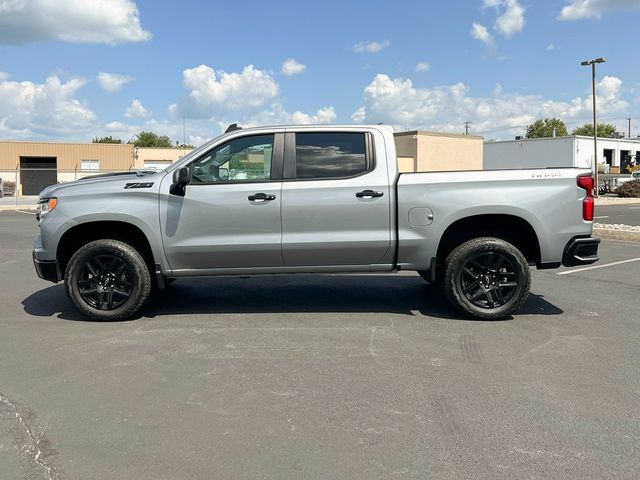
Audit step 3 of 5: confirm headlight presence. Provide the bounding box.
[37,197,58,219]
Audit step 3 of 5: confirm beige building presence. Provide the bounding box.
[135,146,194,171]
[0,141,193,195]
[394,131,484,172]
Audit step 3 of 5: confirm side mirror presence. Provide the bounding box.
[170,166,190,196]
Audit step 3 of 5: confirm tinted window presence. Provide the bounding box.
[295,132,367,179]
[191,134,274,183]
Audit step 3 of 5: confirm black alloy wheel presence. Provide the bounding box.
[77,254,134,310]
[459,251,519,309]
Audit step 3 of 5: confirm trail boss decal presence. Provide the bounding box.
[124,182,154,189]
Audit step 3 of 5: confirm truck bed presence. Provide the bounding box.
[395,168,593,270]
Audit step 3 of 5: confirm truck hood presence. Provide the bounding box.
[39,170,163,198]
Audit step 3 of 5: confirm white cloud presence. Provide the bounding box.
[415,62,431,72]
[470,23,495,47]
[124,99,151,119]
[291,107,336,124]
[495,0,525,36]
[547,43,555,50]
[352,73,629,139]
[0,0,151,45]
[352,106,367,123]
[352,40,391,54]
[168,63,335,136]
[169,64,279,119]
[104,121,128,131]
[475,0,525,45]
[281,58,306,77]
[558,0,640,20]
[0,74,96,138]
[97,72,134,93]
[0,72,9,81]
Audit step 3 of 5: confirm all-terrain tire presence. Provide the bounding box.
[443,237,530,319]
[65,239,152,321]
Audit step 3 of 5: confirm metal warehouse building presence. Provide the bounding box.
[0,141,192,195]
[483,135,640,173]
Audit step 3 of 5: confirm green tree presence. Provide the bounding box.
[571,122,618,138]
[525,118,568,138]
[129,131,173,148]
[92,135,123,144]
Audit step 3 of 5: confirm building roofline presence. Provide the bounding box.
[0,139,133,147]
[485,135,640,144]
[394,130,483,140]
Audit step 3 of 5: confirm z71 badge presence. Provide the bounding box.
[124,182,154,189]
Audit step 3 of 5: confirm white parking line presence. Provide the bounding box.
[594,215,609,219]
[557,257,640,275]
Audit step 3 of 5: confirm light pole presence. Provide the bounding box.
[581,57,606,197]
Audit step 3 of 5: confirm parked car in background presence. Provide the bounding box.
[33,124,599,321]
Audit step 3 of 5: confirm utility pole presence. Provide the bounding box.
[183,117,186,147]
[628,117,631,139]
[581,57,606,198]
[464,121,472,135]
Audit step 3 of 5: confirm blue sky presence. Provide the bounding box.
[1,0,639,144]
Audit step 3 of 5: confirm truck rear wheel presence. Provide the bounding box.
[64,239,151,321]
[442,237,530,319]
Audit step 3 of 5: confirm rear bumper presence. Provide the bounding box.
[33,251,60,283]
[562,236,600,267]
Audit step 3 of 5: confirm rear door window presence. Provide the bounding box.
[295,132,369,179]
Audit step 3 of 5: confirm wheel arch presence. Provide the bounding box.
[436,213,542,267]
[57,220,159,279]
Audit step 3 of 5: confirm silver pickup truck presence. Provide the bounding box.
[33,124,599,321]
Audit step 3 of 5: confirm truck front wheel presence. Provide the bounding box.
[64,239,152,321]
[443,237,530,319]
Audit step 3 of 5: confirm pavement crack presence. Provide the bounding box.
[0,392,62,480]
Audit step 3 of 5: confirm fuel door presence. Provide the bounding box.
[408,207,434,226]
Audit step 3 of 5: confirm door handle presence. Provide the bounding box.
[248,192,276,202]
[355,190,384,198]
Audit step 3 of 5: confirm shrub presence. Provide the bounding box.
[2,180,16,196]
[616,180,640,198]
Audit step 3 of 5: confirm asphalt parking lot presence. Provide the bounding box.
[595,204,640,226]
[1,210,639,480]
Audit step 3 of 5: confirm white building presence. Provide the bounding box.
[484,136,640,173]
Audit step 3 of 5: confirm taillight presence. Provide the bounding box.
[577,175,594,221]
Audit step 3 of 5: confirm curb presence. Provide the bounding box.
[594,228,640,242]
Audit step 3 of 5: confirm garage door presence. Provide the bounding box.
[20,157,57,195]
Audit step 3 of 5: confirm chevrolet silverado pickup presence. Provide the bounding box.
[33,124,600,321]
